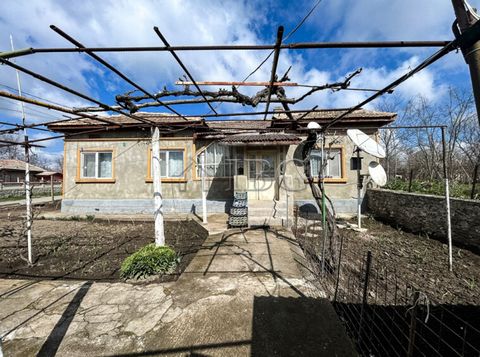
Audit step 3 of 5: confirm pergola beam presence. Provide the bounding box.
[0,41,453,60]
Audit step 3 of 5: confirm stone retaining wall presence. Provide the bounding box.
[366,188,480,254]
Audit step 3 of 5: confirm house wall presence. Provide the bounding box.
[284,134,380,214]
[62,134,233,214]
[61,130,381,215]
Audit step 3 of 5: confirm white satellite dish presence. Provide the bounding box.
[307,121,321,130]
[347,129,386,158]
[368,161,387,187]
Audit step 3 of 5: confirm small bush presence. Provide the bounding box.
[120,244,178,280]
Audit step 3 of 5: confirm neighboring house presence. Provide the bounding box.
[47,109,395,223]
[0,159,46,183]
[36,171,63,182]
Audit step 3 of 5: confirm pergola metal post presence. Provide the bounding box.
[441,126,453,271]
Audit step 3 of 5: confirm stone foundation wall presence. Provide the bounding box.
[366,188,480,254]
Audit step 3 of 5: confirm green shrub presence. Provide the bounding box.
[120,244,178,280]
[384,179,476,199]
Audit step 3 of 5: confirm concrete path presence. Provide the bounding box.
[0,227,356,356]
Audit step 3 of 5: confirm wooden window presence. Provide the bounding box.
[309,147,346,182]
[147,148,186,182]
[76,149,115,183]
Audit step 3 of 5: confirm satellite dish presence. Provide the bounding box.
[307,121,321,130]
[347,129,386,158]
[368,161,387,187]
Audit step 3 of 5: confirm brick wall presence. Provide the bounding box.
[366,188,480,254]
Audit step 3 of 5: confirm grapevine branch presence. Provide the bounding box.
[72,68,362,114]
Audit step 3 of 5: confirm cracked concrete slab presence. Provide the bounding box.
[0,228,356,356]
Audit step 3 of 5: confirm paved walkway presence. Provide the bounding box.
[0,227,356,356]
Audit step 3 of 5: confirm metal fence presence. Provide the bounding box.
[293,207,480,357]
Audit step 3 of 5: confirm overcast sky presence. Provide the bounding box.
[0,0,475,161]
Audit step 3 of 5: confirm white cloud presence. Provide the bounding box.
[0,0,464,126]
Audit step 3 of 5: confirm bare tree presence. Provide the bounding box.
[383,88,479,183]
[0,133,22,160]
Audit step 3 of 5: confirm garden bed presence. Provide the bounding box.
[339,217,480,306]
[0,213,208,282]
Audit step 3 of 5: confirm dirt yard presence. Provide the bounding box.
[339,217,480,306]
[0,207,208,282]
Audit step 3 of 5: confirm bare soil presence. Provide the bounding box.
[339,216,480,306]
[0,207,208,282]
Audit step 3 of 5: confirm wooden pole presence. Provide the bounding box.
[152,127,165,246]
[174,80,298,87]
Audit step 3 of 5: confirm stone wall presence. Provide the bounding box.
[0,185,61,199]
[366,188,480,254]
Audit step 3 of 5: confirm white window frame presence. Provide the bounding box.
[80,151,113,179]
[197,143,237,178]
[310,148,343,179]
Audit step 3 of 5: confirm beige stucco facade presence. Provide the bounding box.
[61,128,381,215]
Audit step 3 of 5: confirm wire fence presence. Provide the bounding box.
[292,206,480,357]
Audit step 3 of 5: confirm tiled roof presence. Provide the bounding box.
[48,112,202,127]
[47,109,396,132]
[221,133,301,144]
[0,159,46,172]
[272,108,396,121]
[206,120,272,130]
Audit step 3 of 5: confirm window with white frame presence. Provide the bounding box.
[151,149,185,178]
[81,151,113,179]
[197,143,241,178]
[310,148,342,178]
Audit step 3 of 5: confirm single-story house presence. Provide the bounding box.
[0,159,46,183]
[36,171,63,182]
[47,109,395,224]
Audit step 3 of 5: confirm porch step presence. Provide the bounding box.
[247,200,292,227]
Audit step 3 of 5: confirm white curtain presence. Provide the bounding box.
[168,151,184,177]
[98,152,112,178]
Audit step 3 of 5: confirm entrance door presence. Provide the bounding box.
[247,150,277,201]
